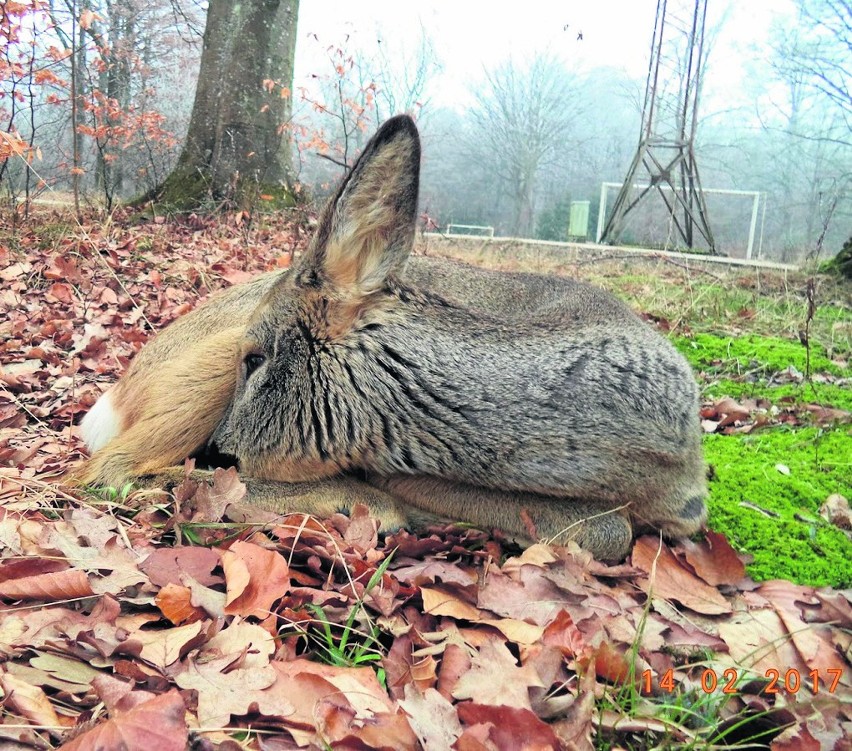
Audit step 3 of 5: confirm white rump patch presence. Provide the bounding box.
[80,390,121,452]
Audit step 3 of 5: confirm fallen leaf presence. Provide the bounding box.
[0,671,63,729]
[681,532,746,586]
[456,702,561,751]
[221,540,290,619]
[819,494,851,530]
[0,568,94,601]
[400,685,463,750]
[140,546,222,588]
[122,621,204,669]
[631,537,732,615]
[155,582,205,625]
[60,689,188,751]
[452,638,543,710]
[421,585,481,621]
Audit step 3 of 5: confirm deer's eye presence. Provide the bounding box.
[243,352,266,379]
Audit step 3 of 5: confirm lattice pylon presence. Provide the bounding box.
[600,0,716,253]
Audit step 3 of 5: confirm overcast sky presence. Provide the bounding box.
[293,0,795,112]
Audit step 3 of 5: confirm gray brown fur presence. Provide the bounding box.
[79,115,707,560]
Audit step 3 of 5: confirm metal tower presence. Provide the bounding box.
[600,0,716,252]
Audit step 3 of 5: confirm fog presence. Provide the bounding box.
[3,0,849,263]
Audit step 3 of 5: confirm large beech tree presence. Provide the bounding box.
[155,0,299,208]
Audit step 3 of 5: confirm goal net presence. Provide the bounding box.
[595,182,765,259]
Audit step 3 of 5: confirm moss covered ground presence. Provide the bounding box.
[621,272,851,588]
[434,240,852,588]
[675,332,851,587]
[559,260,851,588]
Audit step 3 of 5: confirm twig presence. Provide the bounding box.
[802,278,816,380]
[6,392,46,427]
[314,151,350,171]
[650,252,725,281]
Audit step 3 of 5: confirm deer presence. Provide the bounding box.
[78,115,707,560]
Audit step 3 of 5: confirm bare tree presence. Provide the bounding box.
[775,0,851,144]
[467,55,581,237]
[762,1,852,259]
[292,25,440,189]
[367,24,440,124]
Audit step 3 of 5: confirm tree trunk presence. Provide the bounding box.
[153,0,299,209]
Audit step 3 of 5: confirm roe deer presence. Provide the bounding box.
[79,115,707,559]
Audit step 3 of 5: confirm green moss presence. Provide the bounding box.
[702,379,852,412]
[673,333,845,377]
[667,330,852,587]
[250,183,300,211]
[143,165,213,212]
[704,428,852,587]
[35,220,76,250]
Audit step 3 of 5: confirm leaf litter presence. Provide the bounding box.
[0,210,849,749]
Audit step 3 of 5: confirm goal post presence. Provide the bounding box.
[596,182,766,259]
[446,224,495,238]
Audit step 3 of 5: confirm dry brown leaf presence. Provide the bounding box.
[203,619,275,667]
[0,671,64,730]
[552,666,596,751]
[713,397,751,426]
[681,531,746,586]
[0,568,94,601]
[479,565,568,624]
[759,580,850,680]
[221,540,289,619]
[122,621,205,669]
[480,617,545,645]
[631,536,732,615]
[185,574,227,619]
[819,494,851,530]
[60,689,188,751]
[452,638,543,710]
[456,703,561,751]
[400,685,463,750]
[174,654,281,727]
[803,404,851,425]
[155,582,205,625]
[770,724,821,751]
[139,546,222,587]
[591,641,633,685]
[191,466,247,521]
[343,502,380,551]
[542,609,588,658]
[274,658,397,717]
[436,642,472,700]
[718,607,805,676]
[421,584,481,620]
[267,659,410,747]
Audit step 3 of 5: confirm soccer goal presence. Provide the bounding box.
[446,224,495,238]
[595,182,766,259]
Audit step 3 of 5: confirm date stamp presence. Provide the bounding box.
[642,668,844,695]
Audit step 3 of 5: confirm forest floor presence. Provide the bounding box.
[0,209,850,750]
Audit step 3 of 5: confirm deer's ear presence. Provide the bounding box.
[297,115,421,296]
